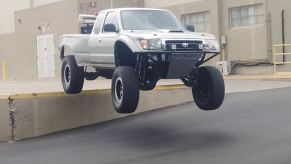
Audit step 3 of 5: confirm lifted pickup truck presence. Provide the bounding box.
[59,8,225,114]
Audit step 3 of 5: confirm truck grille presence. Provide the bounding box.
[165,40,203,52]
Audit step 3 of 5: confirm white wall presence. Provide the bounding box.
[144,0,204,8]
[0,0,29,34]
[0,0,65,34]
[33,0,64,7]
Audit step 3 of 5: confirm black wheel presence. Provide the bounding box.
[192,66,225,111]
[61,56,84,94]
[112,66,140,114]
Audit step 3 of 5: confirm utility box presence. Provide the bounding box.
[216,61,231,76]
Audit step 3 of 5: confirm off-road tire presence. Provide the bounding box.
[112,66,140,114]
[192,66,225,111]
[61,56,84,94]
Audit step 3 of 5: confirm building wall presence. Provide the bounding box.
[221,0,268,61]
[0,0,144,80]
[267,0,291,46]
[1,0,79,80]
[1,0,291,80]
[0,0,69,35]
[0,1,30,34]
[33,0,64,7]
[0,33,17,80]
[157,0,221,38]
[144,0,205,8]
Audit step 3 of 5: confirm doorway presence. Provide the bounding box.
[37,34,55,78]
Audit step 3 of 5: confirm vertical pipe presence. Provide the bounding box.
[282,10,286,62]
[2,61,8,81]
[29,0,34,8]
[273,46,277,75]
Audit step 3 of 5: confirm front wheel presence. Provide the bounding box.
[192,66,225,111]
[111,66,140,114]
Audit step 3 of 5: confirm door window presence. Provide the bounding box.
[103,12,119,32]
[93,12,106,34]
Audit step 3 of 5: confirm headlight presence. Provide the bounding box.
[140,39,162,50]
[204,40,220,52]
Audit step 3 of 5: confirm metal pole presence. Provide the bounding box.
[282,10,286,62]
[2,61,8,81]
[273,46,277,75]
[29,0,34,8]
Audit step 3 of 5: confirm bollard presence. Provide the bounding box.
[2,61,8,81]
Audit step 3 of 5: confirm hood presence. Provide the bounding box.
[121,30,216,40]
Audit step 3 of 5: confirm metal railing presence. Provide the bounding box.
[273,44,291,75]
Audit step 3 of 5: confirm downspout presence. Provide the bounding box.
[282,10,286,62]
[29,0,34,8]
[265,0,273,62]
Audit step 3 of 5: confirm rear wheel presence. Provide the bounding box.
[61,56,84,94]
[112,66,140,114]
[192,66,225,111]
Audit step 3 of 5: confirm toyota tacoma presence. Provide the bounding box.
[59,8,225,114]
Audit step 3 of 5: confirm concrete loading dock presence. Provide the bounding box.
[0,80,193,142]
[1,79,291,142]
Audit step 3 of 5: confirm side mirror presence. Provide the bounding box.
[186,25,195,32]
[103,23,118,33]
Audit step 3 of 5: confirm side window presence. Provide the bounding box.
[103,12,119,32]
[93,12,106,34]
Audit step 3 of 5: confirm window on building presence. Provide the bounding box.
[230,4,264,28]
[182,11,211,32]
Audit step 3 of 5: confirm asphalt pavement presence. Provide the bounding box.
[1,87,291,164]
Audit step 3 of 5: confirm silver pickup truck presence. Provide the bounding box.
[59,8,225,114]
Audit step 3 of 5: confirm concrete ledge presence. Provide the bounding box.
[0,85,192,142]
[224,74,291,80]
[0,99,11,141]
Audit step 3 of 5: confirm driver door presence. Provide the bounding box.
[89,11,118,67]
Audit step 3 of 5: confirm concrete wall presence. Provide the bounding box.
[0,1,29,34]
[0,33,17,81]
[4,87,192,141]
[0,99,11,141]
[0,0,68,34]
[33,0,64,7]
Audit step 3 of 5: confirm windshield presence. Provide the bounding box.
[121,10,184,31]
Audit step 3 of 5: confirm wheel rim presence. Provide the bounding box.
[115,77,123,103]
[64,65,71,85]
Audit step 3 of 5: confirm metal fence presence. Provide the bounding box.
[273,44,291,75]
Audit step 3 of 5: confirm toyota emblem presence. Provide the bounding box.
[171,44,177,50]
[182,43,189,48]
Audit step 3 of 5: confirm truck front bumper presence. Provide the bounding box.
[136,51,220,79]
